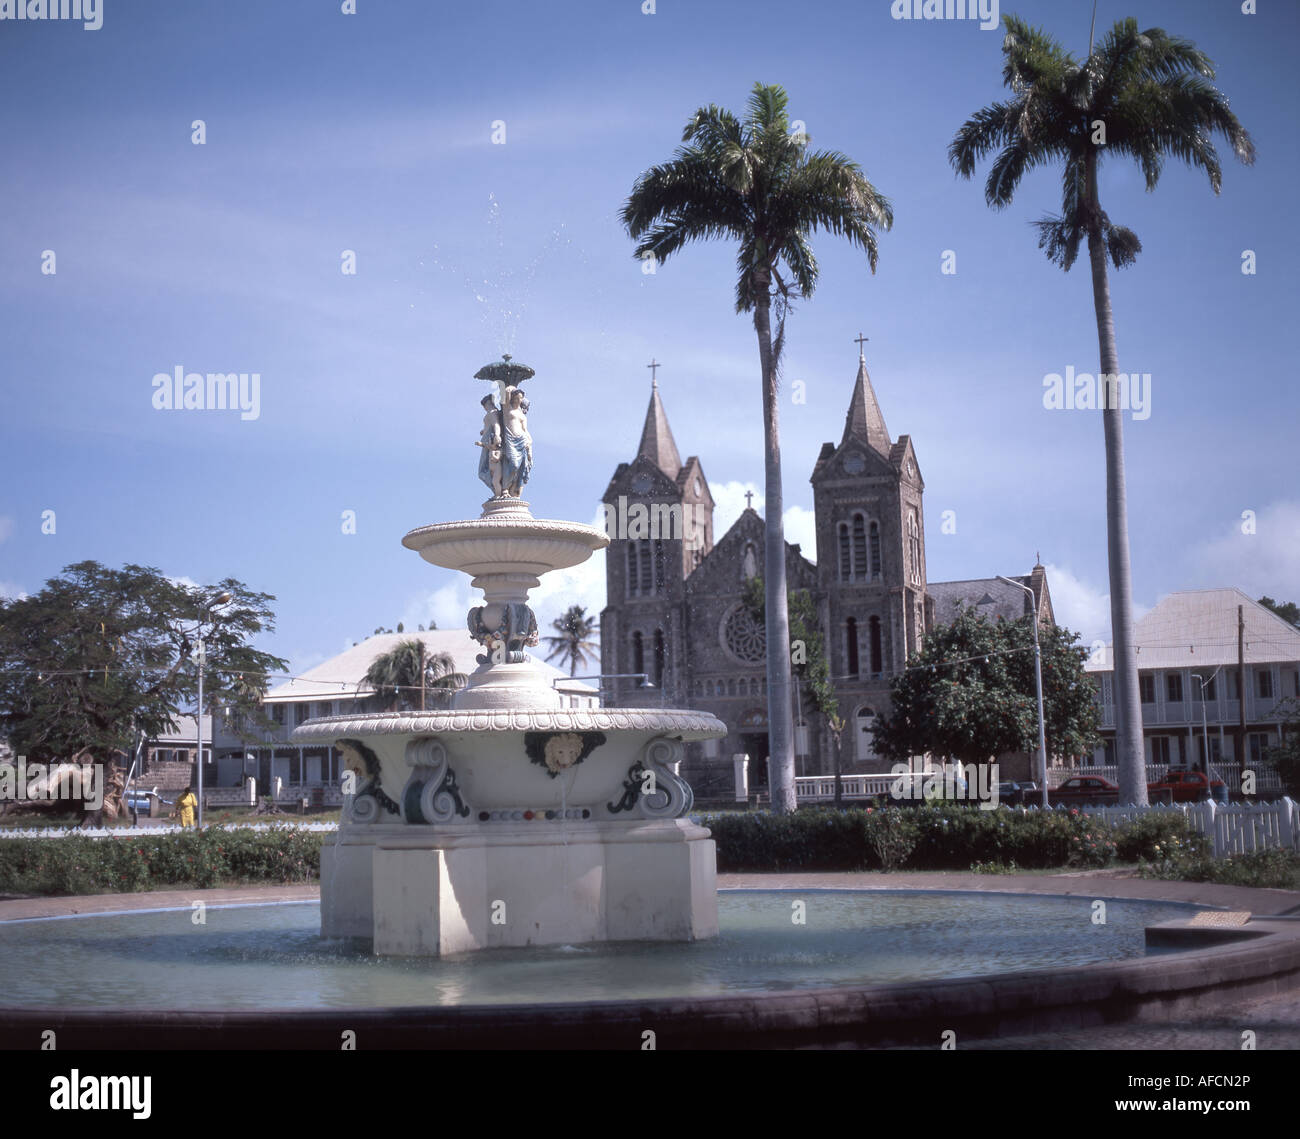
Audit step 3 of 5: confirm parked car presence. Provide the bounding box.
[997,780,1043,806]
[876,770,971,806]
[1147,768,1228,804]
[1048,775,1120,807]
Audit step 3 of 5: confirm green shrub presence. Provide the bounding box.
[1113,810,1202,862]
[701,804,1119,873]
[0,825,324,896]
[1138,846,1300,890]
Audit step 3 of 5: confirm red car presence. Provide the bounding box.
[1048,775,1120,807]
[1147,768,1227,804]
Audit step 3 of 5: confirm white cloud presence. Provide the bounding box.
[1045,562,1150,649]
[1194,500,1300,600]
[0,580,27,601]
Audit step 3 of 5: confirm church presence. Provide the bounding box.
[599,348,1053,801]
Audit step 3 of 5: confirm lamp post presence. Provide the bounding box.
[1192,669,1220,776]
[193,591,232,827]
[998,577,1049,809]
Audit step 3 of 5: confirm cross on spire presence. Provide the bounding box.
[647,358,660,387]
[854,332,869,359]
[744,490,754,509]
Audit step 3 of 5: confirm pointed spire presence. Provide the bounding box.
[842,350,891,454]
[637,368,682,477]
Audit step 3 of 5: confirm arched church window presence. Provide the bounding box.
[838,523,851,581]
[727,678,737,696]
[851,514,867,581]
[652,539,667,592]
[869,616,883,676]
[639,541,652,594]
[855,706,878,764]
[908,509,921,585]
[845,616,859,677]
[631,631,644,679]
[869,521,881,579]
[625,544,638,598]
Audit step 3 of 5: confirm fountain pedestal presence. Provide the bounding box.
[296,356,726,955]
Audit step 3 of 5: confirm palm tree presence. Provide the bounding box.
[950,15,1254,805]
[622,82,892,812]
[543,605,599,677]
[361,639,466,711]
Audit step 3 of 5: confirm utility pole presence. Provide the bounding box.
[1238,604,1247,768]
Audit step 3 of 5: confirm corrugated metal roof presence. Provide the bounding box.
[1084,588,1300,671]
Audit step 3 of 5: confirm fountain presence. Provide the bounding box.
[293,356,727,955]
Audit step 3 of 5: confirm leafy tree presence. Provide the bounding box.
[1259,597,1300,627]
[543,605,599,677]
[0,561,287,763]
[623,82,892,811]
[1264,699,1300,799]
[951,15,1254,806]
[361,639,465,711]
[872,607,1099,771]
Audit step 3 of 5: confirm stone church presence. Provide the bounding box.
[599,350,1053,799]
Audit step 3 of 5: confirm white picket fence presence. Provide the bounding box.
[1081,798,1300,857]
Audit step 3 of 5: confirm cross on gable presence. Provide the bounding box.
[854,332,869,356]
[647,358,660,385]
[744,490,754,509]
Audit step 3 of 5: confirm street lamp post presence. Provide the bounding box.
[193,591,232,827]
[998,577,1049,809]
[1192,669,1220,776]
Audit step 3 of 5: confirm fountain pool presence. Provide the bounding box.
[0,890,1199,1010]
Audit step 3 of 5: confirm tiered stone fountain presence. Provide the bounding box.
[295,357,726,955]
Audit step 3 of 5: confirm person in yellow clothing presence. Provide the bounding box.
[175,786,198,828]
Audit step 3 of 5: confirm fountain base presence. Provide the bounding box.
[323,818,718,955]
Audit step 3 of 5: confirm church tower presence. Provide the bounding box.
[600,368,714,705]
[810,342,928,767]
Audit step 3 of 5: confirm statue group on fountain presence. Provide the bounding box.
[477,386,532,498]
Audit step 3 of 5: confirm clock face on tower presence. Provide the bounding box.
[631,471,653,494]
[843,452,866,475]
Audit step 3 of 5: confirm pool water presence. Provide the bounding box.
[0,890,1198,1009]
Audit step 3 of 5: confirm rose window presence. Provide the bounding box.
[721,604,766,664]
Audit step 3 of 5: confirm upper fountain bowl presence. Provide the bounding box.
[402,505,608,579]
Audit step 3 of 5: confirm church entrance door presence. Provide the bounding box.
[741,732,770,796]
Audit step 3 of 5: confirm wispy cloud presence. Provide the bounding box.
[1193,500,1300,601]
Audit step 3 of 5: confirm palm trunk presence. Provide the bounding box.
[1086,152,1147,806]
[753,289,796,812]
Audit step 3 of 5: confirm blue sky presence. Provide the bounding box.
[1,0,1296,679]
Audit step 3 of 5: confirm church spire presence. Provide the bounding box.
[636,363,683,477]
[842,338,891,454]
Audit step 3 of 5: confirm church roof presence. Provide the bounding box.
[842,355,892,454]
[637,380,682,478]
[928,576,1037,625]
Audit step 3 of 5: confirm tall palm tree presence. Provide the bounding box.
[622,82,892,812]
[544,605,599,677]
[950,16,1254,805]
[361,639,465,712]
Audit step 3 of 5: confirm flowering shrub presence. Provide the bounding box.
[0,825,323,896]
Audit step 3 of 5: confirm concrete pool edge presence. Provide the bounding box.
[3,874,1298,1049]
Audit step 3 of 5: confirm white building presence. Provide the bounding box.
[146,630,598,794]
[1086,589,1300,770]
